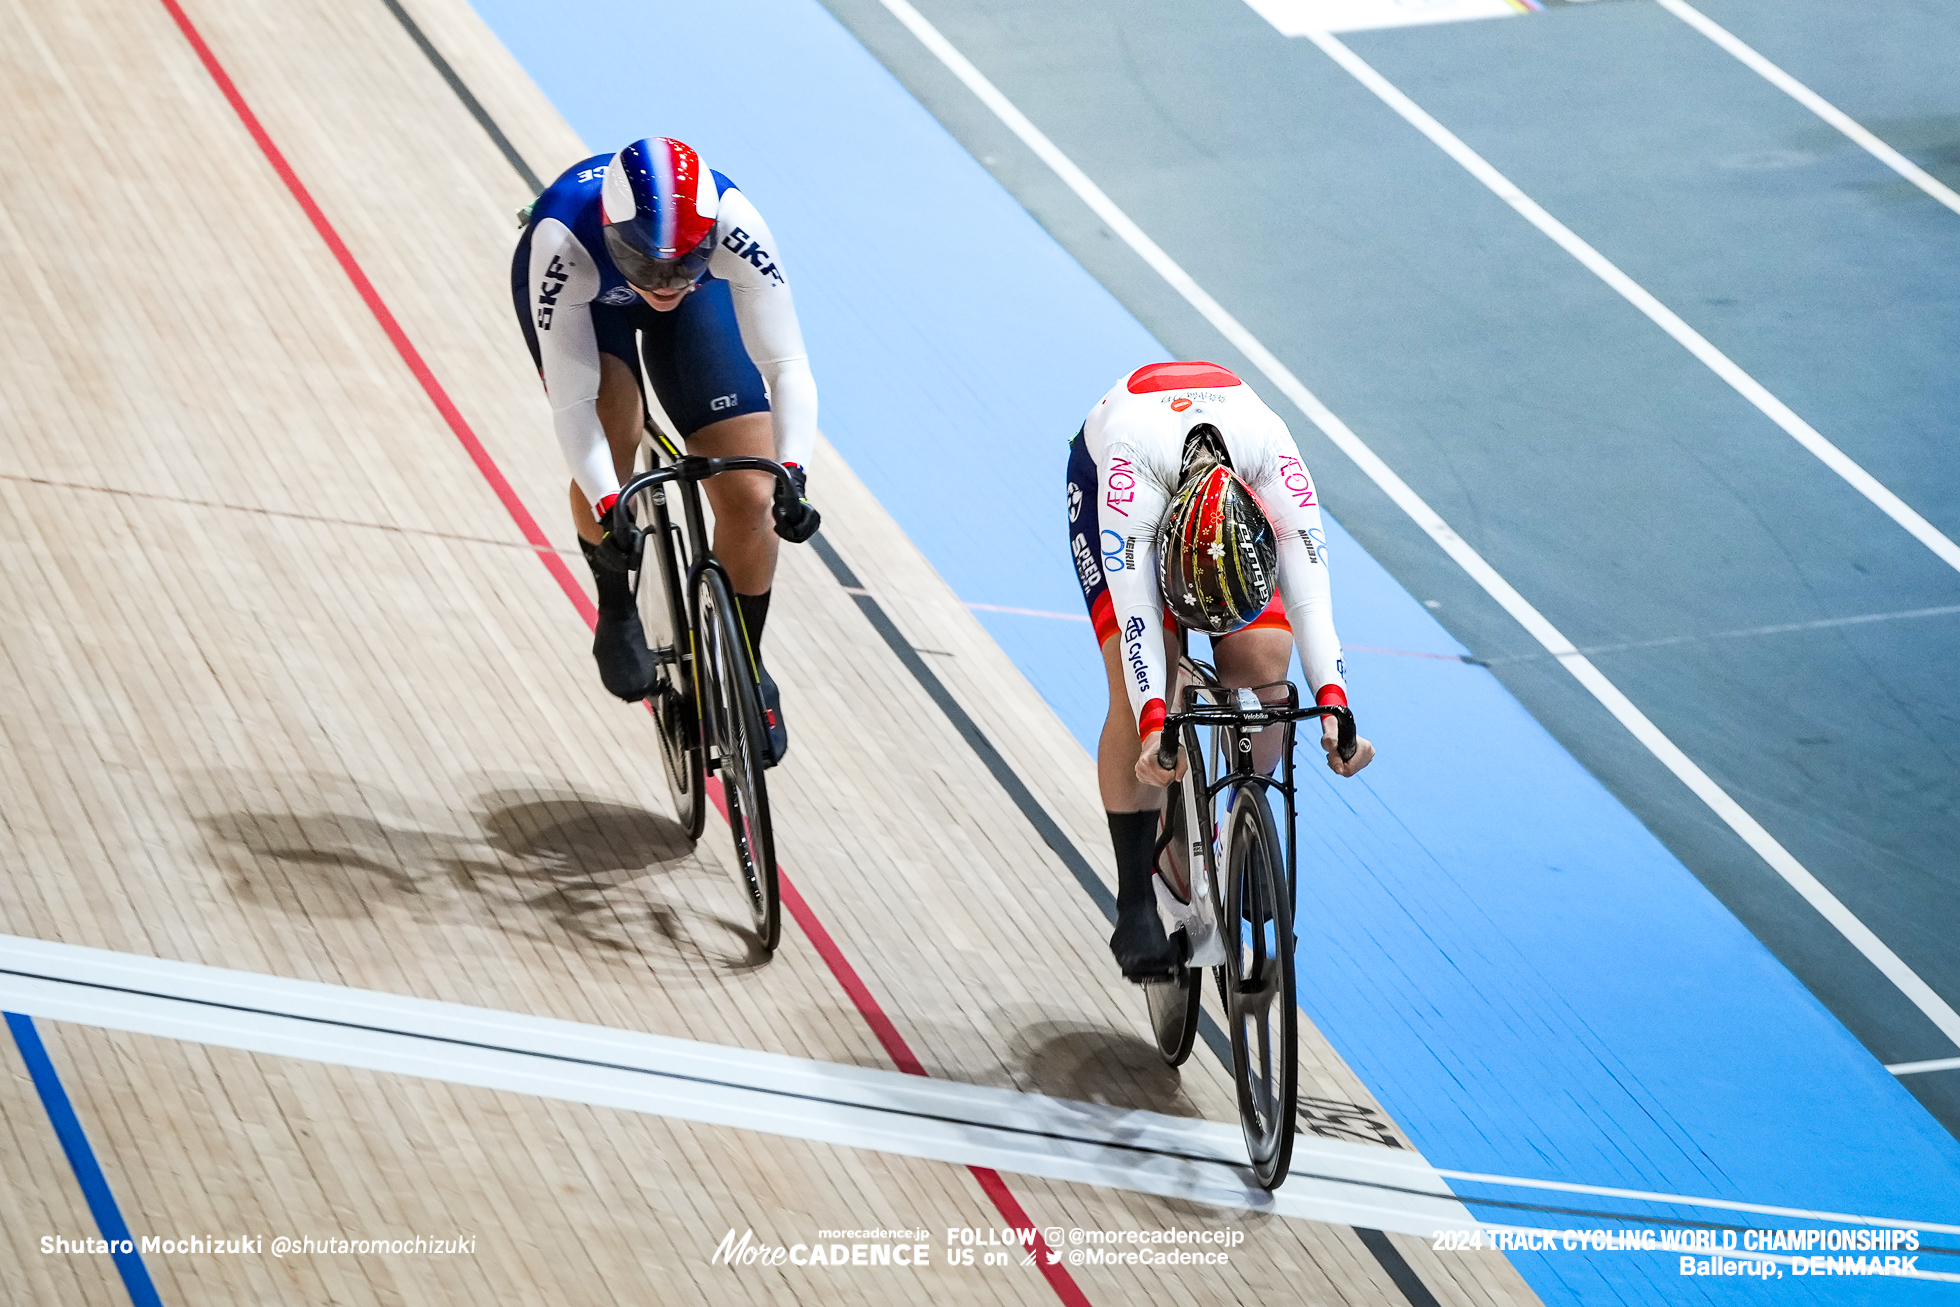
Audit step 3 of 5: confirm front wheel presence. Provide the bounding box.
[692,567,779,953]
[1223,785,1297,1189]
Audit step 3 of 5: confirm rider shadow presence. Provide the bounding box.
[1008,1021,1286,1223]
[1007,1020,1204,1119]
[468,788,771,971]
[203,805,450,921]
[200,779,765,973]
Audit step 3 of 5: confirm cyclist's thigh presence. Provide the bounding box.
[1211,624,1291,690]
[640,279,770,440]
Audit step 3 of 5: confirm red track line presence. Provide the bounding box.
[704,764,1084,1301]
[154,0,594,628]
[158,1,1088,1298]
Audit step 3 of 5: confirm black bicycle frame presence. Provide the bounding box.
[614,455,795,684]
[1163,687,1356,918]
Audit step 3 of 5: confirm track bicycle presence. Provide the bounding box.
[1144,654,1356,1189]
[614,435,795,953]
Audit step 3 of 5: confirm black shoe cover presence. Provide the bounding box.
[593,608,657,701]
[1109,901,1181,982]
[757,665,787,767]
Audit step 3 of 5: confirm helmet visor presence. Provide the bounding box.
[603,219,712,291]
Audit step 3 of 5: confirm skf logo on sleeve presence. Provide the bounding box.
[721,227,784,284]
[536,254,570,330]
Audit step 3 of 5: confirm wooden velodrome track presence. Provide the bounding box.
[0,0,1546,1302]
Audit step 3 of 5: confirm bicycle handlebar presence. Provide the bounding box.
[1155,701,1356,770]
[611,456,796,535]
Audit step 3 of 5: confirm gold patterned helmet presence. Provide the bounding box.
[1155,461,1277,635]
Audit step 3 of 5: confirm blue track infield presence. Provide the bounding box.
[468,0,1960,1298]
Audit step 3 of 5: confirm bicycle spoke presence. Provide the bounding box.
[1235,956,1280,1019]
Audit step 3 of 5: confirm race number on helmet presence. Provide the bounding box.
[601,137,720,290]
[1156,463,1278,636]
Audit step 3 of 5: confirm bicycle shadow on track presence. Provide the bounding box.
[1007,1019,1205,1119]
[471,788,774,973]
[198,775,768,978]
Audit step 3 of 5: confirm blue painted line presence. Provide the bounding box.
[5,1012,163,1306]
[465,0,1960,1300]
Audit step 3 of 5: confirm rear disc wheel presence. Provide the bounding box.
[637,516,705,841]
[652,671,707,842]
[694,569,779,953]
[1145,778,1202,1065]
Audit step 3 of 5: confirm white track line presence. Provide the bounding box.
[870,0,1960,1053]
[1301,29,1960,578]
[1479,602,1960,665]
[963,600,1090,620]
[11,933,1960,1256]
[1889,1056,1960,1078]
[1656,0,1960,220]
[0,934,1470,1232]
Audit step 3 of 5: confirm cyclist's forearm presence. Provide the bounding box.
[550,398,617,510]
[760,356,818,468]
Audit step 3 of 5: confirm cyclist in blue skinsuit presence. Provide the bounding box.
[512,136,821,763]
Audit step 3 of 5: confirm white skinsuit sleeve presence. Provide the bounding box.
[526,218,612,510]
[1101,439,1177,737]
[707,188,819,469]
[1252,446,1348,704]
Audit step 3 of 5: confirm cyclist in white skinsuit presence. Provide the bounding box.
[1066,361,1376,979]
